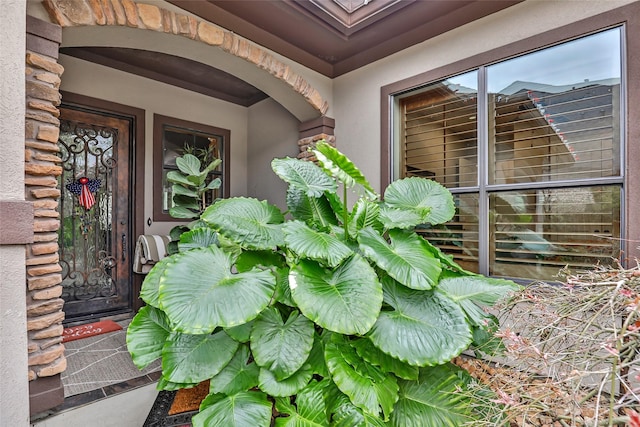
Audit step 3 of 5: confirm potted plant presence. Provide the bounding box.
[162,147,222,254]
[127,141,519,426]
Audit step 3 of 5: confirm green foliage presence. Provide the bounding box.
[127,141,520,425]
[167,153,221,220]
[165,149,222,255]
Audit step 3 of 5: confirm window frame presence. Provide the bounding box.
[381,4,640,275]
[153,114,230,222]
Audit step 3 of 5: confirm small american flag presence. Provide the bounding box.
[66,177,101,210]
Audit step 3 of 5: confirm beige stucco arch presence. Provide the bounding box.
[42,0,330,123]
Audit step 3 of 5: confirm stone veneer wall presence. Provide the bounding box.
[25,16,66,414]
[297,134,337,161]
[297,117,336,161]
[42,0,329,117]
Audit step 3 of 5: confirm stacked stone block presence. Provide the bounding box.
[25,50,67,382]
[297,134,337,162]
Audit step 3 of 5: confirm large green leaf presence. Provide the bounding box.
[348,198,382,238]
[235,250,285,272]
[390,364,474,427]
[202,197,285,250]
[351,338,419,381]
[436,275,520,326]
[358,228,441,290]
[325,334,398,419]
[283,221,353,268]
[286,188,338,229]
[274,380,328,427]
[306,334,328,377]
[312,142,376,194]
[258,364,313,397]
[289,256,382,335]
[225,321,254,343]
[166,170,193,186]
[158,246,276,333]
[162,330,238,384]
[325,383,387,427]
[273,267,295,307]
[175,153,201,176]
[193,391,272,427]
[156,375,198,391]
[177,227,219,251]
[209,345,259,395]
[206,177,221,190]
[272,157,337,197]
[203,158,222,174]
[139,256,173,308]
[251,308,315,380]
[172,184,198,198]
[126,306,171,369]
[368,277,472,366]
[169,206,199,219]
[420,238,471,275]
[381,177,454,227]
[171,195,200,211]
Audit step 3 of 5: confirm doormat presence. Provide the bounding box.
[168,380,210,415]
[143,381,210,427]
[62,320,122,343]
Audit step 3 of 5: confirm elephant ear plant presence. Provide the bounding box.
[127,141,520,426]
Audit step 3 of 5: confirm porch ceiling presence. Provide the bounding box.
[61,0,522,106]
[171,0,523,78]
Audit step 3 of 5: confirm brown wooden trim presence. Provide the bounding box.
[60,91,146,312]
[26,15,62,58]
[153,114,231,222]
[332,0,524,77]
[29,374,63,416]
[299,116,335,139]
[380,2,640,262]
[0,201,34,245]
[168,1,521,78]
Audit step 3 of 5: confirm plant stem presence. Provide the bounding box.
[342,184,348,234]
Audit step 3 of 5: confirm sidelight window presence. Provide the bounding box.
[153,114,230,222]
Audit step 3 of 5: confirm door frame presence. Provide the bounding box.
[60,91,146,315]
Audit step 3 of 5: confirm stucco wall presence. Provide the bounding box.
[247,98,300,210]
[0,0,31,425]
[59,55,251,235]
[332,0,638,193]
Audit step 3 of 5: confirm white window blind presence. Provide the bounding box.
[402,83,478,189]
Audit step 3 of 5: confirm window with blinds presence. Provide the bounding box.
[397,27,623,281]
[402,75,478,188]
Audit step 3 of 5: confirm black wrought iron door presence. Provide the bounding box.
[58,106,132,321]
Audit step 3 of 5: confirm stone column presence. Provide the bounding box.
[24,16,66,416]
[297,117,335,161]
[0,1,31,425]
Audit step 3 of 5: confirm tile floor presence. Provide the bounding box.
[32,319,162,425]
[31,383,159,427]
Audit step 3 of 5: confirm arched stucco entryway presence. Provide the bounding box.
[42,0,329,122]
[25,0,333,415]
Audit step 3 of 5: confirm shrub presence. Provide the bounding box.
[127,141,519,426]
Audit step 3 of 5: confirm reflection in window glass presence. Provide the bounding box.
[417,194,479,273]
[400,71,478,188]
[489,186,621,279]
[488,29,621,185]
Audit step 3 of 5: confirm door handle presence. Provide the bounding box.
[121,233,126,262]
